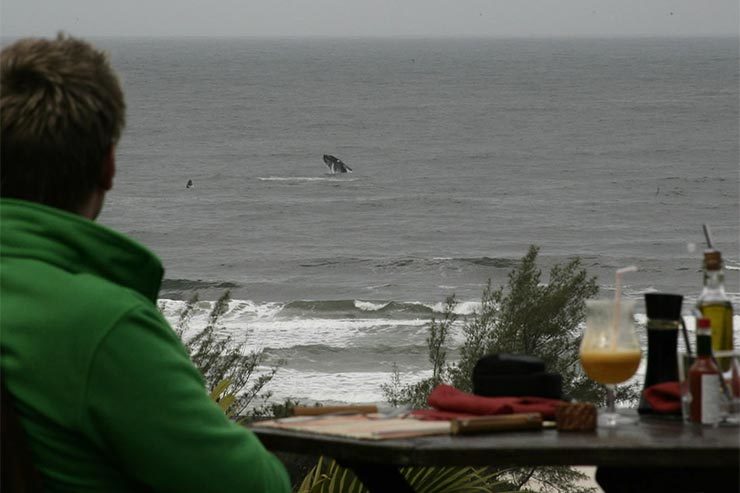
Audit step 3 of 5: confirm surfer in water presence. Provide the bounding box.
[323,154,352,174]
[186,179,193,188]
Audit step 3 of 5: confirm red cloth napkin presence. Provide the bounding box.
[643,381,681,414]
[413,384,564,420]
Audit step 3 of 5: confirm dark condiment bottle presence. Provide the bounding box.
[688,318,721,425]
[638,293,682,415]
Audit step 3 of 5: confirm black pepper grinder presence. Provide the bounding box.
[638,293,683,415]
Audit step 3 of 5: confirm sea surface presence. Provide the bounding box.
[91,37,738,404]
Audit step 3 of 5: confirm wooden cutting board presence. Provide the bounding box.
[252,412,543,440]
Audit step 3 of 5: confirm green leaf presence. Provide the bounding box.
[209,378,231,401]
[217,394,236,413]
[300,458,508,493]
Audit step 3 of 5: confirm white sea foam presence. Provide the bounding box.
[426,300,481,315]
[237,300,285,319]
[263,367,433,404]
[159,298,454,351]
[257,176,358,182]
[159,299,285,325]
[159,296,738,403]
[246,320,428,350]
[354,300,390,311]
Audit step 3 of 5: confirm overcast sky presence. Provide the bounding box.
[2,0,738,38]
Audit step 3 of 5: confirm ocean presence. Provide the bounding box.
[93,37,738,404]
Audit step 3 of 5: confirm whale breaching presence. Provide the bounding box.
[323,154,352,174]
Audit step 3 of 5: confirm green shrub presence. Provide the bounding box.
[381,245,623,492]
[170,290,288,420]
[449,245,601,401]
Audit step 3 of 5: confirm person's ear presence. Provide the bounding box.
[100,146,116,191]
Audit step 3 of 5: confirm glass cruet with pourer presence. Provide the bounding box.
[697,249,734,354]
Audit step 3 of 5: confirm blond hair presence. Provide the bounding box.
[1,33,126,212]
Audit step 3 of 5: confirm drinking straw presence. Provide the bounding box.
[679,317,692,358]
[702,224,714,249]
[612,266,638,350]
[712,354,733,402]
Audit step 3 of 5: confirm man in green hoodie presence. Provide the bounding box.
[0,34,290,492]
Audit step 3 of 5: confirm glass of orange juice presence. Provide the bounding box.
[580,299,641,427]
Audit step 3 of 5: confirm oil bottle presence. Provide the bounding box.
[697,249,734,353]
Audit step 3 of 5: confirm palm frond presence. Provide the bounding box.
[299,457,514,493]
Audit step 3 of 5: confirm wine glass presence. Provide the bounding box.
[580,299,641,427]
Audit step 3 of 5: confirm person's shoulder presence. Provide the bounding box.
[75,271,155,308]
[47,271,167,349]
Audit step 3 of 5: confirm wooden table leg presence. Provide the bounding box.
[336,460,415,493]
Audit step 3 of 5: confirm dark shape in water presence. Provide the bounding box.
[186,179,193,188]
[323,154,352,174]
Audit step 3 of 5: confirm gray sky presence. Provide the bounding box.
[2,0,738,38]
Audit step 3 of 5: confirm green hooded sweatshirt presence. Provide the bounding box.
[0,198,290,492]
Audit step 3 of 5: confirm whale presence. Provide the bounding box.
[323,154,352,174]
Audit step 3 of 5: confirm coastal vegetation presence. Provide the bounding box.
[381,245,634,492]
[382,245,626,407]
[169,290,289,421]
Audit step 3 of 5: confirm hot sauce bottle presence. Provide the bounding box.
[689,318,721,425]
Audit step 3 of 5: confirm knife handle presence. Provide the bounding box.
[292,405,379,416]
[451,413,542,435]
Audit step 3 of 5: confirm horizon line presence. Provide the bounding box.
[2,33,739,41]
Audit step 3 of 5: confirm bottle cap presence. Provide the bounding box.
[644,293,683,320]
[703,250,722,271]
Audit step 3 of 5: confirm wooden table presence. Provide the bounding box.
[251,415,740,492]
